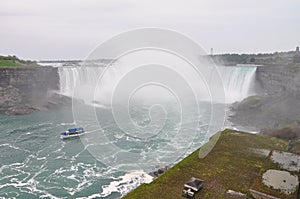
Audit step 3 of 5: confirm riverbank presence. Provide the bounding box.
[124,129,300,198]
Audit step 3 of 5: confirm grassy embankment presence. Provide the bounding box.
[0,59,18,67]
[0,55,38,67]
[124,129,300,199]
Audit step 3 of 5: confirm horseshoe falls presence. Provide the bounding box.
[58,65,257,104]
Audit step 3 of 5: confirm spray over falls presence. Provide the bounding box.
[58,64,257,104]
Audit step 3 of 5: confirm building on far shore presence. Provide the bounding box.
[293,46,300,63]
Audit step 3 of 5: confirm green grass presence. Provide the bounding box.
[0,55,38,68]
[0,60,18,67]
[123,129,297,199]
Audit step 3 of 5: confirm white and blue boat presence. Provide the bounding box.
[60,127,85,139]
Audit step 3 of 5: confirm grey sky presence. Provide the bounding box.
[0,0,299,60]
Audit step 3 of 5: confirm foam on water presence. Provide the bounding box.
[100,170,153,197]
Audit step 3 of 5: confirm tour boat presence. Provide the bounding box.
[60,127,85,139]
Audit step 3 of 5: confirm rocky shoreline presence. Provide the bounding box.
[229,93,300,130]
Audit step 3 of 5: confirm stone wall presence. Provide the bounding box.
[250,189,280,199]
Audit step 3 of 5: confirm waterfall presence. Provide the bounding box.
[217,66,257,103]
[57,66,106,103]
[57,64,257,104]
[58,67,79,96]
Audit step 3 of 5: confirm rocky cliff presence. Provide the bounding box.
[0,67,72,115]
[256,65,300,97]
[230,64,300,130]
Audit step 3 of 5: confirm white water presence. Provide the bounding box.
[99,170,153,197]
[56,64,256,104]
[218,66,256,103]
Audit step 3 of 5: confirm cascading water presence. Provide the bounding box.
[58,67,79,96]
[57,64,257,104]
[217,66,257,103]
[58,65,107,103]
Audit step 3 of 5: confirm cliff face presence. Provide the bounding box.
[0,67,71,115]
[256,65,300,97]
[230,64,300,130]
[0,67,59,101]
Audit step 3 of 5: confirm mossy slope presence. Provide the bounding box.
[124,129,294,199]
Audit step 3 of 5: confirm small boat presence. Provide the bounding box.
[60,127,85,139]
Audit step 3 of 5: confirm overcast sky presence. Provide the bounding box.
[0,0,299,60]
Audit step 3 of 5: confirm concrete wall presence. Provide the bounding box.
[250,189,280,199]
